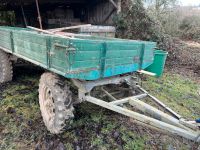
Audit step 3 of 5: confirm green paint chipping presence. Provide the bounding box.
[143,73,200,119]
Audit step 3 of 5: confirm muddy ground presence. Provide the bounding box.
[168,40,200,80]
[0,40,200,150]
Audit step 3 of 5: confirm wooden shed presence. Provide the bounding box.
[0,0,121,28]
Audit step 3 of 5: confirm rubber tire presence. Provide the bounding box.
[39,72,74,134]
[0,50,13,83]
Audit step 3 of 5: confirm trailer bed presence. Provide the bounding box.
[0,26,156,80]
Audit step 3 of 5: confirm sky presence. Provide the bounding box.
[179,0,200,6]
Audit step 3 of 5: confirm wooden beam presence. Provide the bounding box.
[102,7,115,23]
[55,32,91,37]
[48,24,92,33]
[27,26,73,39]
[35,0,43,29]
[108,0,118,9]
[20,2,27,27]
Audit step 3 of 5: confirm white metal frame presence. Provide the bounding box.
[72,75,200,142]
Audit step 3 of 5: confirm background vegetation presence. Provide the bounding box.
[114,0,200,41]
[113,0,200,72]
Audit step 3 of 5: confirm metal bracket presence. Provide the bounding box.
[54,43,76,53]
[54,43,76,65]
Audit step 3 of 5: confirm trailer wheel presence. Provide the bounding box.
[39,72,74,134]
[0,50,13,83]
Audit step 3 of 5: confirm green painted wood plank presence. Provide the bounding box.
[72,51,101,61]
[106,44,141,51]
[0,40,12,49]
[13,32,47,45]
[71,41,103,51]
[106,50,139,59]
[71,60,100,69]
[0,35,11,41]
[13,39,47,54]
[0,31,11,36]
[14,47,47,64]
[105,57,135,66]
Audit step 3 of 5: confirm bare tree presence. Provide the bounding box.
[144,0,177,19]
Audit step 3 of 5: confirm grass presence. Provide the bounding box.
[0,67,199,150]
[143,73,200,120]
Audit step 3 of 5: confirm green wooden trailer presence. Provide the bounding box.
[0,26,161,80]
[0,26,199,142]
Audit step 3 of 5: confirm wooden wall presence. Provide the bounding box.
[88,0,118,25]
[0,0,121,27]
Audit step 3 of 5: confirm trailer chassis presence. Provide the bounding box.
[72,75,200,142]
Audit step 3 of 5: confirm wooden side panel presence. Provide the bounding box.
[56,39,156,80]
[67,39,102,79]
[0,27,156,81]
[103,41,155,78]
[0,29,12,52]
[49,38,103,80]
[142,43,155,69]
[49,37,70,73]
[49,37,156,80]
[69,39,102,71]
[103,42,140,77]
[12,31,48,67]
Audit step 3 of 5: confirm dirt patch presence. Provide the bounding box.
[166,39,200,81]
[166,67,200,83]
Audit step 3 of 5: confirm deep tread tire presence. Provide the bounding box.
[0,50,13,83]
[39,72,74,134]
